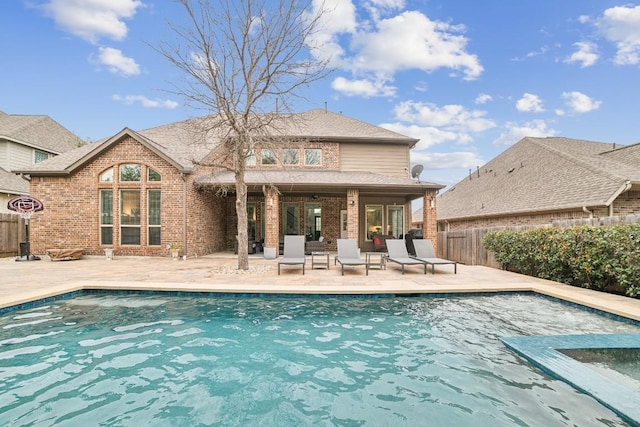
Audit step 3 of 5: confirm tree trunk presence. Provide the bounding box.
[235,167,249,270]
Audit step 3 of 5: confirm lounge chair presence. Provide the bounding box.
[335,239,369,275]
[385,240,427,274]
[412,239,457,274]
[278,235,306,275]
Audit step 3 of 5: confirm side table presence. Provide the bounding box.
[365,252,386,270]
[311,251,330,269]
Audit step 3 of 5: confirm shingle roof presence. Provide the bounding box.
[196,169,441,195]
[0,112,81,153]
[0,167,28,195]
[16,109,419,175]
[437,137,640,221]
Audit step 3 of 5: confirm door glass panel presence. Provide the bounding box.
[247,203,257,241]
[387,206,404,239]
[282,203,300,235]
[305,203,321,240]
[365,205,383,240]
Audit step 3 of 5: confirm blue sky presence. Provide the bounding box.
[2,0,640,189]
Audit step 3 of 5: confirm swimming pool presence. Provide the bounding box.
[1,293,639,426]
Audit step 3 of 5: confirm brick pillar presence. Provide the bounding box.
[346,188,359,241]
[423,190,437,251]
[264,188,280,253]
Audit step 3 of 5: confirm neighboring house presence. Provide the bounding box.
[412,137,640,231]
[0,111,81,213]
[16,109,443,257]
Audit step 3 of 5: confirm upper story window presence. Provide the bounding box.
[34,150,49,163]
[283,148,300,165]
[246,149,256,166]
[100,167,114,182]
[261,149,277,165]
[120,164,141,182]
[305,149,321,166]
[148,167,161,182]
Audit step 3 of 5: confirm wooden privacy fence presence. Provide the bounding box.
[0,213,24,258]
[436,214,640,267]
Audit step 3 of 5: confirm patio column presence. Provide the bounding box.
[346,188,359,241]
[423,190,437,251]
[264,187,280,256]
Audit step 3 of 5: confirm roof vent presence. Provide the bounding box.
[508,167,515,173]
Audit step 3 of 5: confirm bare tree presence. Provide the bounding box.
[159,0,331,269]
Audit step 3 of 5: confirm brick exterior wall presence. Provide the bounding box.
[26,134,439,258]
[422,190,438,250]
[437,192,640,232]
[28,136,220,258]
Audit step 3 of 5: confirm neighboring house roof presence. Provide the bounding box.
[16,109,420,175]
[436,137,640,221]
[0,111,82,153]
[0,167,28,195]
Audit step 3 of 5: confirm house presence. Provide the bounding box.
[15,109,443,257]
[412,136,640,232]
[1,111,82,213]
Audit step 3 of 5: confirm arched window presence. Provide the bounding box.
[99,164,162,247]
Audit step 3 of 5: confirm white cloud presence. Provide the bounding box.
[379,122,464,149]
[112,95,179,109]
[39,0,144,43]
[307,0,357,65]
[410,150,485,170]
[564,41,599,67]
[393,101,495,133]
[316,3,483,96]
[493,120,556,145]
[97,47,140,76]
[331,76,396,97]
[475,93,493,104]
[597,5,640,65]
[348,11,482,81]
[561,91,601,113]
[516,93,545,113]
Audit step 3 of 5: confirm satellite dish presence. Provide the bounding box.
[411,164,424,180]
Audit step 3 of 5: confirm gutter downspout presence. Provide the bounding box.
[603,180,632,217]
[582,206,593,219]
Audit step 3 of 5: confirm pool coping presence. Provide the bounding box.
[501,334,640,426]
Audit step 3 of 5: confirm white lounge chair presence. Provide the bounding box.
[412,239,457,274]
[278,235,306,275]
[385,240,427,274]
[335,239,369,275]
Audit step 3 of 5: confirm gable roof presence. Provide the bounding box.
[15,109,419,175]
[0,111,81,154]
[437,137,640,221]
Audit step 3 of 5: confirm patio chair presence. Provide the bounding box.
[335,239,369,275]
[385,239,427,275]
[278,235,306,275]
[412,239,457,274]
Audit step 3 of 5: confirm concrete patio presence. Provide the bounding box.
[1,253,639,321]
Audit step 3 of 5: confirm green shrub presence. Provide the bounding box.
[483,224,640,298]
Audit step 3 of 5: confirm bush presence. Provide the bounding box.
[483,224,640,298]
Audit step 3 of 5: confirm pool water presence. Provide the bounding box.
[1,293,639,426]
[558,348,640,390]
